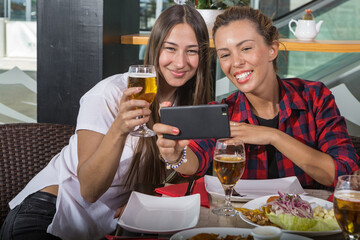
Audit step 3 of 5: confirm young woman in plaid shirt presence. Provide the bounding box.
[154,6,359,189]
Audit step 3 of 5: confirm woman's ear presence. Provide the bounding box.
[269,40,279,62]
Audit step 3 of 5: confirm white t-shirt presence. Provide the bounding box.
[9,73,139,240]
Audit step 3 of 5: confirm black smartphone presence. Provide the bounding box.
[160,104,230,140]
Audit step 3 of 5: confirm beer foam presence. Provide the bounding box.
[128,73,156,78]
[214,154,245,163]
[335,190,360,202]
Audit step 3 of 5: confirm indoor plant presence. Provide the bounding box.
[187,0,250,9]
[181,0,249,36]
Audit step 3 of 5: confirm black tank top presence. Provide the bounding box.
[255,114,279,179]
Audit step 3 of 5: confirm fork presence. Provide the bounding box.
[184,177,196,196]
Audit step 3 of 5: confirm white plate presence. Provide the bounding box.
[170,227,313,240]
[118,191,200,234]
[239,195,341,237]
[205,175,305,202]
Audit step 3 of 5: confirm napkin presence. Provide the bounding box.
[327,192,334,202]
[155,176,210,208]
[205,175,305,200]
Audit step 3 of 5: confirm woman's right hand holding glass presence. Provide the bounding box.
[114,87,152,136]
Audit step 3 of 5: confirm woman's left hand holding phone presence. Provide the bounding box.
[154,101,189,160]
[153,102,199,175]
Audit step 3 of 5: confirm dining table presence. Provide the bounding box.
[113,185,344,240]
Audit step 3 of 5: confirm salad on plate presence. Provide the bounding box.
[237,192,340,235]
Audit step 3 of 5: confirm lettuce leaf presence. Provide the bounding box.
[266,212,340,231]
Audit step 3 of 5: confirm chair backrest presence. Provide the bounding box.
[0,123,75,226]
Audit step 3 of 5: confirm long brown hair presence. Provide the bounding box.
[125,5,213,186]
[212,6,280,71]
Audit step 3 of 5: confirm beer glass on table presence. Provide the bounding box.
[127,65,157,137]
[334,175,360,240]
[212,138,246,216]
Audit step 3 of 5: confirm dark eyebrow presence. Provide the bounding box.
[187,44,199,48]
[216,39,254,52]
[163,41,178,47]
[163,41,199,48]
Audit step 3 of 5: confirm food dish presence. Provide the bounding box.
[118,191,200,234]
[170,227,313,240]
[205,175,304,202]
[239,195,341,237]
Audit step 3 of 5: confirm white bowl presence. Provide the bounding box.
[118,191,200,234]
[251,226,282,240]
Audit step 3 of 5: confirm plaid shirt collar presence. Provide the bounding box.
[228,76,308,125]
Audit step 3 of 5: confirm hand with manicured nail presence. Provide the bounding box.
[153,101,190,163]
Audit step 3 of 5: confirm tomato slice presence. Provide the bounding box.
[266,196,279,203]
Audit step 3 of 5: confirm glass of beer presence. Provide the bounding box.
[334,174,360,240]
[212,138,246,216]
[127,65,157,137]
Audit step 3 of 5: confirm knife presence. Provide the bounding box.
[184,177,196,196]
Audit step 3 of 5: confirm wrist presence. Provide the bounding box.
[109,122,129,138]
[160,147,187,169]
[270,128,282,146]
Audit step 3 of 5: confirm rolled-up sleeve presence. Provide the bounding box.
[188,138,216,176]
[315,85,360,187]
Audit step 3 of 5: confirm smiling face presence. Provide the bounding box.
[158,23,199,90]
[214,20,278,96]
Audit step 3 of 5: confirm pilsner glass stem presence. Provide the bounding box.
[130,116,156,137]
[224,186,234,207]
[137,123,146,133]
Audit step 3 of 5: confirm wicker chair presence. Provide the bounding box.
[0,123,75,226]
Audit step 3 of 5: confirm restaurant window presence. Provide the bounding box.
[0,0,37,124]
[276,0,360,137]
[139,0,174,32]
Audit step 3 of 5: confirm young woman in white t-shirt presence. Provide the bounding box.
[0,4,213,240]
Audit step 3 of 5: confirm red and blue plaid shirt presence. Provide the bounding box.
[190,78,359,188]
